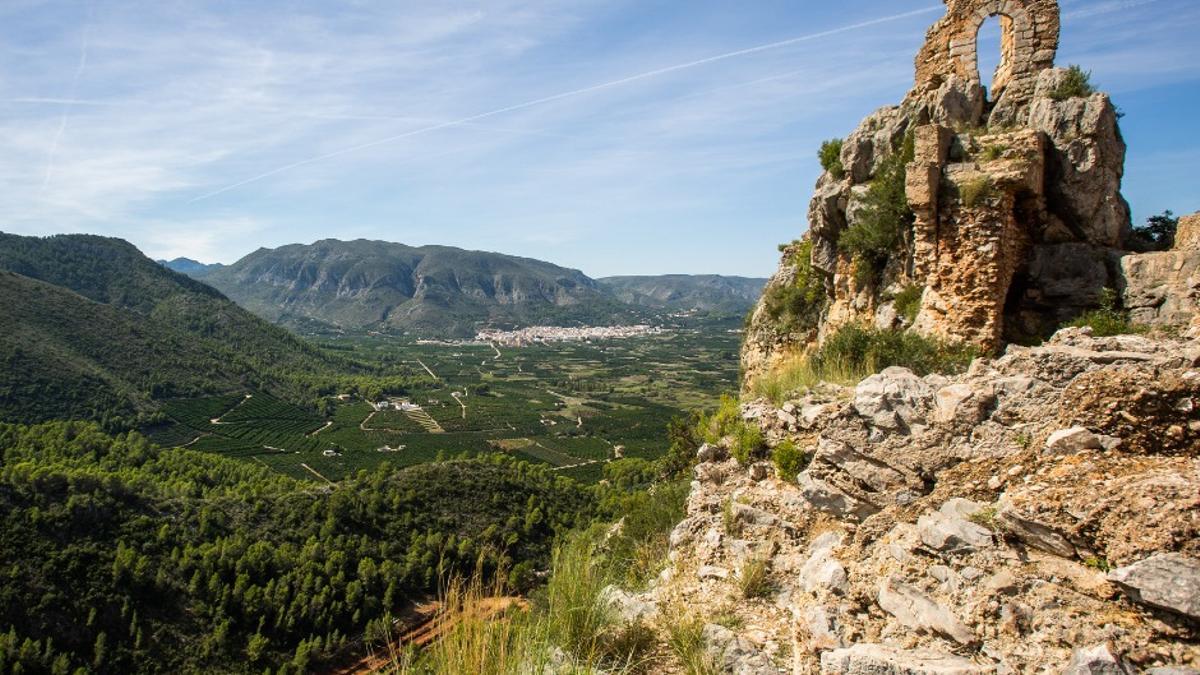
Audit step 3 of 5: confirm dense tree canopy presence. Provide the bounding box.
[0,422,595,673]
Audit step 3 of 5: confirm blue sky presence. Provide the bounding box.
[1,0,1197,277]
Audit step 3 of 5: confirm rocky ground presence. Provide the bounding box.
[608,328,1199,673]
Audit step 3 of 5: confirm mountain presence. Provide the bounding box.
[0,232,353,425]
[200,238,647,336]
[156,256,223,277]
[598,274,767,313]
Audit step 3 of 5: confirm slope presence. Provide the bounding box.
[597,274,767,313]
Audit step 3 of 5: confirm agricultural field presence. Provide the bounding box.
[146,318,743,483]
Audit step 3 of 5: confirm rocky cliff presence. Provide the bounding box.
[742,0,1200,389]
[612,328,1199,673]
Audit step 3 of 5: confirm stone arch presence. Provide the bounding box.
[914,0,1059,109]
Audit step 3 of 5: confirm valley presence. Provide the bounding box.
[144,319,742,483]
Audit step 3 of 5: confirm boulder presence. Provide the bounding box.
[1108,553,1200,620]
[599,585,658,624]
[917,502,994,553]
[1044,426,1103,455]
[877,577,975,645]
[821,643,995,674]
[996,501,1077,559]
[854,367,934,432]
[799,532,848,595]
[798,473,879,521]
[701,623,778,675]
[1065,643,1135,674]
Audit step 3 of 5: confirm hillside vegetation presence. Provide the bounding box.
[0,421,594,673]
[0,233,386,428]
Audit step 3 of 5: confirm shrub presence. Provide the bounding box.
[762,239,827,334]
[699,394,741,445]
[729,423,765,466]
[890,284,923,323]
[1049,65,1096,101]
[1067,287,1147,337]
[819,138,845,179]
[959,175,994,208]
[811,325,978,378]
[838,133,915,285]
[770,440,806,480]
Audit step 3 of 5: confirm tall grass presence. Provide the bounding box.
[751,326,978,405]
[664,616,721,675]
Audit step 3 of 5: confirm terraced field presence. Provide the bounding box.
[146,317,742,482]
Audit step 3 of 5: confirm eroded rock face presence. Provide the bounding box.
[738,0,1193,392]
[658,330,1200,673]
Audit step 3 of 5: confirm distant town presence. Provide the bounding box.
[475,324,664,346]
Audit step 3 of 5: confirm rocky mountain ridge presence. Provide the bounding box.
[190,239,765,335]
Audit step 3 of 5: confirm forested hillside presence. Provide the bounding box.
[0,233,383,428]
[0,422,595,673]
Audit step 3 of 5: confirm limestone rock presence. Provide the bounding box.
[799,532,848,595]
[1108,553,1200,620]
[854,367,934,432]
[877,577,975,645]
[1065,643,1135,674]
[697,443,727,463]
[1120,248,1200,328]
[599,586,658,624]
[918,501,994,553]
[798,473,879,521]
[1176,212,1200,251]
[821,644,995,674]
[1044,426,1102,455]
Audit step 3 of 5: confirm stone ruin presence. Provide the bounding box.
[743,0,1199,384]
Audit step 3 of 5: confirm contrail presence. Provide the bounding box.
[187,5,941,203]
[42,4,93,192]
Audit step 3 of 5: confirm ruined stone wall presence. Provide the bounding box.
[913,0,1060,121]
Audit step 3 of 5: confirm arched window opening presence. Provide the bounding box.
[976,15,1006,101]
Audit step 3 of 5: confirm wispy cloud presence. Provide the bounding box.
[0,0,1196,274]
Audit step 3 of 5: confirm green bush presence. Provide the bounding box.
[811,325,978,377]
[819,138,845,179]
[838,133,915,285]
[730,423,765,466]
[763,239,827,334]
[771,440,806,480]
[1049,65,1096,101]
[1067,287,1146,337]
[890,284,923,323]
[959,175,994,208]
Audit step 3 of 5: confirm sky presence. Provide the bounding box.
[1,0,1198,278]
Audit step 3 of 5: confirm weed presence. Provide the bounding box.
[959,175,994,208]
[665,616,721,675]
[721,498,741,537]
[1015,432,1032,450]
[1066,288,1148,337]
[980,144,1007,161]
[710,607,744,631]
[838,133,915,283]
[967,506,999,531]
[1083,556,1112,573]
[736,556,773,599]
[890,284,923,323]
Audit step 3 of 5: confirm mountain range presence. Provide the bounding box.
[167,239,766,336]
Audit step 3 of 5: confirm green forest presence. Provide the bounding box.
[0,421,599,673]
